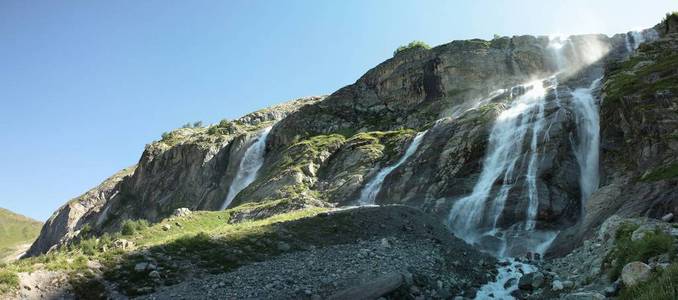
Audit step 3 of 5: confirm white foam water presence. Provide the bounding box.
[571,78,602,206]
[220,127,271,210]
[475,258,536,300]
[448,80,548,244]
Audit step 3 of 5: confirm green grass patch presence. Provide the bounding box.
[604,53,678,103]
[620,263,678,300]
[0,269,19,293]
[641,163,678,181]
[0,208,42,263]
[121,219,149,236]
[1,203,329,297]
[605,223,676,280]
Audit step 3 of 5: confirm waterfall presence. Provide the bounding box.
[448,80,550,245]
[220,127,272,210]
[524,84,547,231]
[571,78,602,205]
[357,131,427,205]
[625,31,645,52]
[625,29,659,53]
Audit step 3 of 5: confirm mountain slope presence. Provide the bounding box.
[0,208,42,263]
[3,13,677,300]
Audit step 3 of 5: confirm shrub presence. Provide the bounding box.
[207,120,239,135]
[393,40,430,56]
[193,121,203,128]
[605,223,675,280]
[0,269,19,293]
[620,263,678,300]
[121,219,149,236]
[79,223,92,237]
[161,131,171,140]
[76,238,98,256]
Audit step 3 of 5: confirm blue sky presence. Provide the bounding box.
[1,0,675,221]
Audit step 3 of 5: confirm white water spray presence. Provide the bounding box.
[220,127,271,210]
[625,29,659,53]
[475,258,536,300]
[524,84,547,231]
[448,80,549,243]
[571,78,602,205]
[358,131,427,205]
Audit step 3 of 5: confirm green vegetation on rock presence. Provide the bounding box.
[393,40,430,56]
[121,219,150,236]
[604,222,675,281]
[0,269,18,294]
[620,263,678,300]
[641,163,678,181]
[604,51,678,104]
[0,203,328,297]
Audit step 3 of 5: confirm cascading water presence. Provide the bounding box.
[220,127,271,210]
[357,131,427,205]
[625,29,659,53]
[571,78,602,205]
[447,80,551,251]
[525,84,547,231]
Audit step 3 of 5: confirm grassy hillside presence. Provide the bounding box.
[0,208,42,262]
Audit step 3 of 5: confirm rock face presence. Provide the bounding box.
[26,97,320,256]
[28,17,678,261]
[26,167,134,256]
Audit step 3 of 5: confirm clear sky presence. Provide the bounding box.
[1,0,675,221]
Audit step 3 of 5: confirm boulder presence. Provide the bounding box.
[518,273,535,290]
[112,239,134,250]
[134,262,149,272]
[531,272,545,289]
[661,213,674,222]
[621,261,652,286]
[172,208,192,217]
[551,280,564,291]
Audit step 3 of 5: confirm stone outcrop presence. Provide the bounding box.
[26,97,319,256]
[26,167,135,256]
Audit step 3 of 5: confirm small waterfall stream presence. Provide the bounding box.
[571,78,602,205]
[220,127,272,210]
[625,29,659,53]
[357,131,427,205]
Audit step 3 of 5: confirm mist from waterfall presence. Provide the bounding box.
[571,78,602,205]
[220,127,272,210]
[358,131,427,205]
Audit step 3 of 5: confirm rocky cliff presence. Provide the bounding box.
[26,97,321,256]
